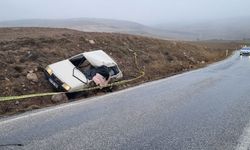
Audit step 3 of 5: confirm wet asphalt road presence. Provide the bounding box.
[1,52,250,150]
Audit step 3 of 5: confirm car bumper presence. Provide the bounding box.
[44,70,67,92]
[240,52,250,55]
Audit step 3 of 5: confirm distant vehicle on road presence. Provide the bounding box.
[44,50,123,92]
[240,47,250,56]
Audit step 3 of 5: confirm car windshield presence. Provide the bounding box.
[69,52,120,81]
[242,48,250,50]
[69,54,86,67]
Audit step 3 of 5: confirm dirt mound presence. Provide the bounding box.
[0,27,240,115]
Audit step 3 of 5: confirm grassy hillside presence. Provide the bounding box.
[0,27,240,115]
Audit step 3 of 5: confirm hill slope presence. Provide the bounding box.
[0,18,170,39]
[1,17,250,40]
[0,27,240,115]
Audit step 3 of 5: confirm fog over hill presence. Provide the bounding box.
[0,17,250,41]
[0,18,172,40]
[155,16,250,41]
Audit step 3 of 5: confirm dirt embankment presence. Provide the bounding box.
[0,27,241,116]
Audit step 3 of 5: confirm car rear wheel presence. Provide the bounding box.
[66,91,88,100]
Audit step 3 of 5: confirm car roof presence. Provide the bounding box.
[82,50,117,67]
[241,47,250,50]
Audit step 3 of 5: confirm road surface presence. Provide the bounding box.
[1,52,250,150]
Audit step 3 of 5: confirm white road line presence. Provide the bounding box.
[236,122,250,150]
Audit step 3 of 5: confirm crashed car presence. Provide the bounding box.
[44,50,123,92]
[240,47,250,56]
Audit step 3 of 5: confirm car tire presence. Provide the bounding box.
[66,92,88,100]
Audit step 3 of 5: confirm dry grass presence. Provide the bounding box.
[0,27,241,115]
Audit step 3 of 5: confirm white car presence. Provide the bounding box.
[240,47,250,56]
[45,50,123,92]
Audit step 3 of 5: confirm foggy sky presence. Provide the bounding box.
[0,0,250,25]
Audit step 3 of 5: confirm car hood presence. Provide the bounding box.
[49,60,88,91]
[83,50,117,67]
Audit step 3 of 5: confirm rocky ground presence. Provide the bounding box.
[0,27,241,116]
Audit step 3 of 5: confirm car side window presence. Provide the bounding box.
[69,54,86,67]
[109,66,119,76]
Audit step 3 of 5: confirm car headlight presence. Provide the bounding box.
[62,83,71,91]
[46,66,53,75]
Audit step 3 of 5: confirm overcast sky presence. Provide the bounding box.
[0,0,250,25]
